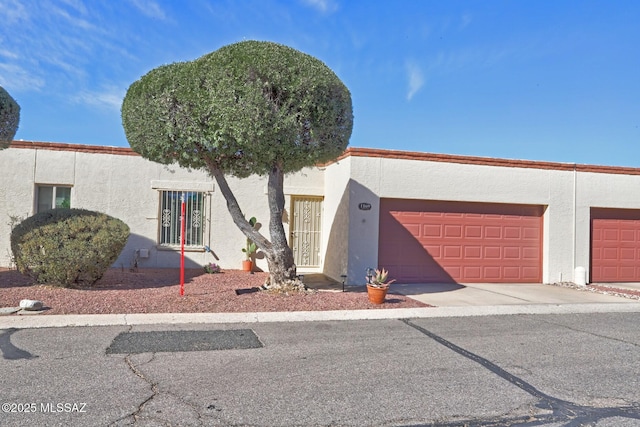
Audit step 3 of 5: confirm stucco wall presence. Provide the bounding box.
[5,143,640,285]
[0,143,324,273]
[575,171,640,282]
[321,156,351,282]
[335,152,640,285]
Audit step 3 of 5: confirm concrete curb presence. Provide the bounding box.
[1,302,640,329]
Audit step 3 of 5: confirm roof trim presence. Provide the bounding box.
[333,147,640,176]
[8,141,640,176]
[9,140,140,157]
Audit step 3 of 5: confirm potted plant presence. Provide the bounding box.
[366,268,396,304]
[241,217,258,271]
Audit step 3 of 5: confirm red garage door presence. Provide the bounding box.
[379,200,544,283]
[591,208,640,282]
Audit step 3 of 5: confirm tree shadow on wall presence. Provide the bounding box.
[378,197,464,293]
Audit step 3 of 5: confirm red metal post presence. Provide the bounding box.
[180,195,186,296]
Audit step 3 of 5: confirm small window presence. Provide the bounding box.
[37,185,71,212]
[159,190,205,247]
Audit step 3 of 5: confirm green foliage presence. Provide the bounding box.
[0,86,20,148]
[10,209,130,287]
[242,217,258,259]
[121,40,353,177]
[368,268,396,288]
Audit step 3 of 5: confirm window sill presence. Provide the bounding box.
[156,245,205,253]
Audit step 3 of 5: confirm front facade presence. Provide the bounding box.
[3,141,640,286]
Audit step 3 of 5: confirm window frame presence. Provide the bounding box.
[158,190,207,249]
[35,184,72,213]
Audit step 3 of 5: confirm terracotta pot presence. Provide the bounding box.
[366,284,388,304]
[242,260,253,272]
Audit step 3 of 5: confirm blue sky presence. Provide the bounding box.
[1,0,639,166]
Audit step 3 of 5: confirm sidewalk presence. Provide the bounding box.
[392,282,640,306]
[1,281,640,329]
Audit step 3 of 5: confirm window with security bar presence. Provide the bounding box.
[159,191,205,247]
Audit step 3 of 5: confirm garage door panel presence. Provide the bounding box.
[484,214,502,219]
[522,247,539,259]
[405,224,421,238]
[484,246,501,258]
[463,266,482,279]
[619,267,636,280]
[444,224,462,237]
[483,266,501,280]
[423,224,442,237]
[522,266,540,278]
[620,248,635,260]
[620,229,635,241]
[503,247,521,259]
[504,227,521,239]
[602,247,618,260]
[379,200,543,283]
[465,225,482,238]
[443,245,462,259]
[523,227,540,239]
[424,245,441,257]
[484,226,502,239]
[464,246,482,258]
[503,267,521,280]
[591,208,640,282]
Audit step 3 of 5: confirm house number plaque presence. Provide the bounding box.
[358,203,372,211]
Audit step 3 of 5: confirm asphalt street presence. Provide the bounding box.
[1,313,639,426]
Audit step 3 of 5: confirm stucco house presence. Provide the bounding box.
[2,140,640,286]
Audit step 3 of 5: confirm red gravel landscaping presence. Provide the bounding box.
[0,268,430,315]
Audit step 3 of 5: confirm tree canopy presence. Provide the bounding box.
[122,41,353,290]
[0,86,20,148]
[122,40,353,177]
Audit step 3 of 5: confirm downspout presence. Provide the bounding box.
[32,148,38,215]
[572,163,577,273]
[572,163,587,286]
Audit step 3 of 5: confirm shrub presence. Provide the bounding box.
[204,262,221,274]
[10,208,130,287]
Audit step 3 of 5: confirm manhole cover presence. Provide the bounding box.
[106,329,263,354]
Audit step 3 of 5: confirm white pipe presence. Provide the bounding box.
[572,164,577,273]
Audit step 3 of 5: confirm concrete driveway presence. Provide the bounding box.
[393,282,640,306]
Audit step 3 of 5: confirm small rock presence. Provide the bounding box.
[0,307,21,315]
[19,299,44,311]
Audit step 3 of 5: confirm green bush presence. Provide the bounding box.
[10,209,130,287]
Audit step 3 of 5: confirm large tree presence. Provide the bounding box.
[122,41,353,291]
[0,85,20,149]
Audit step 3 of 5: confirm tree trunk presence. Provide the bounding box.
[261,163,305,291]
[206,161,305,292]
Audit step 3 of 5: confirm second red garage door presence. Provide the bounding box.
[379,199,544,283]
[591,208,640,282]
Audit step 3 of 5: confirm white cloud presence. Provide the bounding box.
[301,0,338,14]
[128,0,167,20]
[0,0,30,24]
[0,63,45,92]
[0,45,19,60]
[60,0,88,15]
[72,86,125,111]
[405,62,424,101]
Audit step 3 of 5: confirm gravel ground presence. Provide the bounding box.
[550,281,640,300]
[0,268,429,315]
